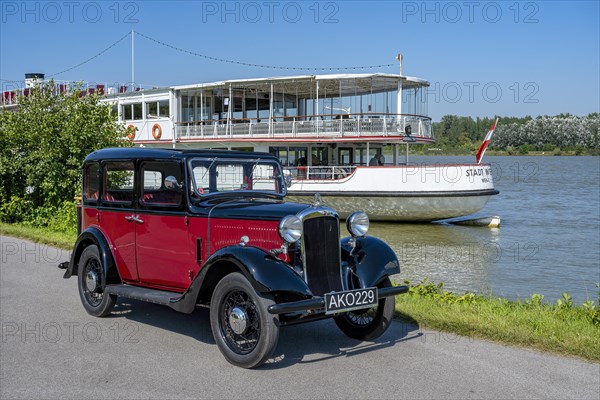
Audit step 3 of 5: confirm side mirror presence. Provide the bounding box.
[285,175,293,188]
[164,176,181,189]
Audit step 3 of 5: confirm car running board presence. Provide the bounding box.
[105,284,183,307]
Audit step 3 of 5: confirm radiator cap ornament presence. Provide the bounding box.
[313,193,322,207]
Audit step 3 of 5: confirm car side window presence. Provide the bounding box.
[83,162,100,203]
[140,161,183,208]
[103,161,135,206]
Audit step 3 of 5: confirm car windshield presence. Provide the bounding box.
[189,157,286,197]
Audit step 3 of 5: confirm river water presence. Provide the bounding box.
[373,156,600,303]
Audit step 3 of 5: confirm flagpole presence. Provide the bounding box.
[476,118,499,164]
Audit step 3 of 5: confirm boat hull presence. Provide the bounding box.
[286,164,499,221]
[287,191,497,221]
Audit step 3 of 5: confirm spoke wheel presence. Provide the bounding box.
[219,290,261,355]
[210,272,279,368]
[334,277,395,341]
[77,245,116,317]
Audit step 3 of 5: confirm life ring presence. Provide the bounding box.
[126,124,136,140]
[151,123,162,140]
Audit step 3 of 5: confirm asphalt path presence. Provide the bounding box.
[1,235,599,399]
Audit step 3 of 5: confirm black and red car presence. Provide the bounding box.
[59,147,408,368]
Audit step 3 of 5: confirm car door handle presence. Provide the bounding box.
[125,215,144,224]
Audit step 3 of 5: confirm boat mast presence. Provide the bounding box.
[397,53,409,165]
[131,30,135,87]
[396,53,403,116]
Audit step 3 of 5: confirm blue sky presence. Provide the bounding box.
[1,0,598,120]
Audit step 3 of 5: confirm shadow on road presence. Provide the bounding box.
[109,298,216,344]
[109,298,422,369]
[264,313,421,369]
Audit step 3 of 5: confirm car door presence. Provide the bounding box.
[99,160,138,282]
[135,160,197,290]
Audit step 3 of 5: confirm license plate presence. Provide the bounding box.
[324,287,378,315]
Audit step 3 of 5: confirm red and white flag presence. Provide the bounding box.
[476,118,499,164]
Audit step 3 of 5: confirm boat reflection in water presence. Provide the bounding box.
[369,222,501,294]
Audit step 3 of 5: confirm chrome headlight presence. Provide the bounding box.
[278,215,302,243]
[346,211,369,237]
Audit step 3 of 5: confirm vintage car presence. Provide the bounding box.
[59,148,408,368]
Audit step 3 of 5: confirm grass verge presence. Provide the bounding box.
[0,222,76,250]
[395,281,600,363]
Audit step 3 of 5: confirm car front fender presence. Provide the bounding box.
[170,245,312,314]
[341,236,401,288]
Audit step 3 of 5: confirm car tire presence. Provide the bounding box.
[210,272,279,369]
[77,245,116,317]
[334,277,395,341]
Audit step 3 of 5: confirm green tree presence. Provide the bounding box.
[0,81,130,224]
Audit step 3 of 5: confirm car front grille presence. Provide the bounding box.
[301,216,342,296]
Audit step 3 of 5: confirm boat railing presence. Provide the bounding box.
[285,165,358,181]
[1,81,156,107]
[175,113,433,141]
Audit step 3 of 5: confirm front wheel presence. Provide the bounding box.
[77,245,116,317]
[334,277,395,341]
[210,272,279,368]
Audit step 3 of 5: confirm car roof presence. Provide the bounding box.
[84,147,277,162]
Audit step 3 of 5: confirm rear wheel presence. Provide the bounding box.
[334,277,395,341]
[210,272,279,368]
[77,245,116,317]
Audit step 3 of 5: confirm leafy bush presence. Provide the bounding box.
[0,196,33,223]
[0,81,130,230]
[519,144,531,154]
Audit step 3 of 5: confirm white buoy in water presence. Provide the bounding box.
[448,216,501,228]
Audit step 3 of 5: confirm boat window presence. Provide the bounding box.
[338,148,353,165]
[133,103,143,120]
[181,95,194,122]
[122,104,133,120]
[158,100,169,117]
[269,147,307,166]
[311,147,328,166]
[402,86,428,116]
[147,101,158,117]
[354,148,367,165]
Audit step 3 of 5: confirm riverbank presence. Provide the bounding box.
[1,224,598,363]
[395,280,599,362]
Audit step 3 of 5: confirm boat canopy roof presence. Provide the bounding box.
[172,73,429,97]
[101,73,429,101]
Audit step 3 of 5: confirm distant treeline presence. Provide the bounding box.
[430,113,599,154]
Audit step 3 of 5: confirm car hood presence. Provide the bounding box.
[192,198,311,221]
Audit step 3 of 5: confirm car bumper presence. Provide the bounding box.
[267,285,409,314]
